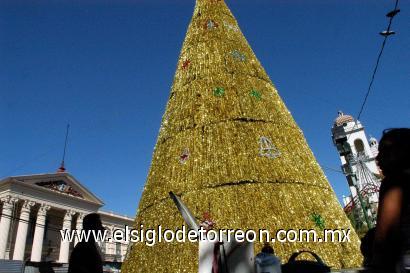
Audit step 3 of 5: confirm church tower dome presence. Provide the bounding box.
[334,111,355,127]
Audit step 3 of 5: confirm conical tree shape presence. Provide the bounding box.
[122,0,362,271]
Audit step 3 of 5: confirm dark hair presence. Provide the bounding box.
[376,128,410,177]
[82,213,104,232]
[261,243,274,254]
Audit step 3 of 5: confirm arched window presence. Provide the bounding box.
[354,139,365,154]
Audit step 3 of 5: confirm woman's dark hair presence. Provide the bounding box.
[376,128,410,177]
[261,243,274,254]
[83,213,104,232]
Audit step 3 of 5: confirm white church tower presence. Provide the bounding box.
[331,111,381,228]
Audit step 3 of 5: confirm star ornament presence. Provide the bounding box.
[213,87,225,97]
[250,89,262,100]
[181,60,190,70]
[179,148,190,164]
[311,212,325,230]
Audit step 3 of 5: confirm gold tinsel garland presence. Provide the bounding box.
[122,0,362,272]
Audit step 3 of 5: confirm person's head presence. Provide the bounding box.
[261,243,274,254]
[376,128,410,178]
[82,213,104,232]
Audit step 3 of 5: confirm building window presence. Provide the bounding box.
[100,241,106,254]
[116,242,121,256]
[354,139,365,154]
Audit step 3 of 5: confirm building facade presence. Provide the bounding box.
[0,172,133,266]
[331,111,381,230]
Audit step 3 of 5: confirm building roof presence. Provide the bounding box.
[0,172,105,206]
[334,111,355,126]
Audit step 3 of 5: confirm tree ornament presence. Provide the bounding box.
[124,0,364,269]
[231,50,246,62]
[311,212,325,230]
[250,89,262,100]
[204,19,218,30]
[200,212,216,230]
[179,148,190,164]
[259,137,281,159]
[223,21,239,32]
[181,60,190,70]
[213,87,225,97]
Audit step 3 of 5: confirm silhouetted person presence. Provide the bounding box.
[68,213,104,273]
[38,262,55,273]
[255,243,282,273]
[38,246,56,273]
[372,128,410,273]
[361,227,376,267]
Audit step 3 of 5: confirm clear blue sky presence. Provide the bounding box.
[1,0,408,217]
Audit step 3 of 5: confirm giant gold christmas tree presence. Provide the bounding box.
[122,0,362,271]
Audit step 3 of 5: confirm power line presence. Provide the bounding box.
[344,0,400,144]
[356,0,400,121]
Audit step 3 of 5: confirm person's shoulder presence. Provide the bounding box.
[71,242,97,255]
[255,252,266,258]
[69,242,101,265]
[255,253,272,261]
[272,255,281,262]
[73,241,90,250]
[255,253,264,262]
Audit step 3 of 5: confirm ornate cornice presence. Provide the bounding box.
[38,204,51,216]
[21,200,36,212]
[1,195,19,208]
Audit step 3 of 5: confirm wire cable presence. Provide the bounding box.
[356,0,400,121]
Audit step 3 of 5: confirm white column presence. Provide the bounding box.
[98,225,107,257]
[121,244,126,261]
[13,200,35,260]
[58,210,75,263]
[74,213,84,246]
[0,196,18,259]
[30,204,50,262]
[106,226,114,255]
[120,235,127,262]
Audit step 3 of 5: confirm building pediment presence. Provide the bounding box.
[35,180,84,198]
[0,173,104,206]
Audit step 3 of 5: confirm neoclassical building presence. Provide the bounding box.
[0,172,133,266]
